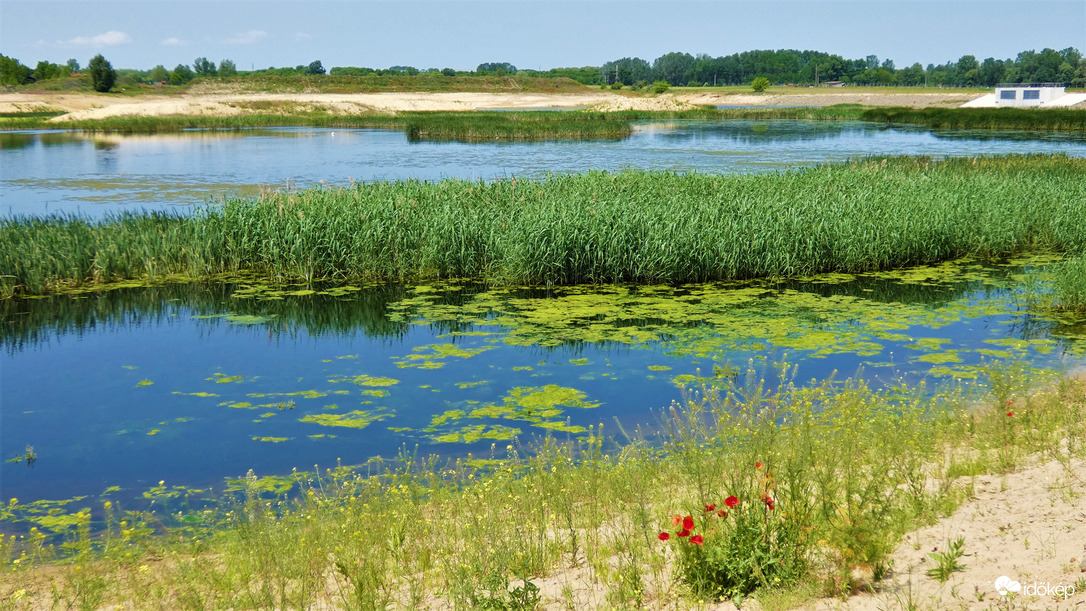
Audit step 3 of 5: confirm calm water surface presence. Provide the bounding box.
[3,121,1086,520]
[3,120,1085,218]
[2,259,1086,507]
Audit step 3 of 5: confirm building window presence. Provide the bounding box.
[999,90,1017,100]
[1023,90,1040,100]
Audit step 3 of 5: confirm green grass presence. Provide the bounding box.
[3,155,1085,298]
[1025,252,1086,312]
[861,106,1086,131]
[1,362,1082,609]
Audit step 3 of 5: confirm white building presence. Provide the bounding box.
[961,84,1086,108]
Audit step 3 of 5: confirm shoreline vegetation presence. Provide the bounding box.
[2,105,1085,137]
[2,154,1085,298]
[2,361,1084,609]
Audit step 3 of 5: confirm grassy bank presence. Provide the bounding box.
[860,105,1086,131]
[3,155,1085,297]
[2,363,1083,609]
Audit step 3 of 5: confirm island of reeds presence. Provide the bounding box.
[2,154,1085,298]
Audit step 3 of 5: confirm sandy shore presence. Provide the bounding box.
[0,89,988,121]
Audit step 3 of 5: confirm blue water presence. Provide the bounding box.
[2,120,1084,219]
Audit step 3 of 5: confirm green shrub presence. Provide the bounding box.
[652,80,670,94]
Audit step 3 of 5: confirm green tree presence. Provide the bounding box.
[169,64,194,85]
[305,60,325,75]
[66,59,80,73]
[218,59,237,78]
[751,76,771,92]
[193,57,217,77]
[149,65,169,83]
[0,54,31,85]
[88,54,116,92]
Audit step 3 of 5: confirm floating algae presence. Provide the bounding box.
[299,408,393,429]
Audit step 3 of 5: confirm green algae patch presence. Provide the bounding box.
[299,408,392,429]
[647,365,672,371]
[394,343,494,369]
[172,391,220,398]
[224,473,296,495]
[360,389,390,397]
[135,380,154,387]
[248,390,327,399]
[906,337,952,351]
[193,313,277,325]
[455,380,489,389]
[569,358,591,366]
[329,374,400,387]
[252,436,289,443]
[208,373,245,384]
[432,423,522,444]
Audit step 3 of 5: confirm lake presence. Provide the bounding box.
[3,120,1085,219]
[2,120,1086,516]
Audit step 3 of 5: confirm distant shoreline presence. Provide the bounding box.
[0,89,1002,121]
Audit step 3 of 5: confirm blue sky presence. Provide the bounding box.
[2,1,1083,72]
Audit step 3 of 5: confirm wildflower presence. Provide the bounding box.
[717,509,728,518]
[724,496,739,507]
[1007,411,1014,417]
[682,515,694,530]
[670,514,682,526]
[1006,400,1013,405]
[755,462,763,468]
[761,494,776,510]
[704,503,716,512]
[677,528,691,538]
[658,532,670,541]
[690,535,704,545]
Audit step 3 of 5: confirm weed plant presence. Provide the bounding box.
[2,362,1083,608]
[3,155,1085,298]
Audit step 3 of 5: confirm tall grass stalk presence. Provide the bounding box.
[3,155,1084,298]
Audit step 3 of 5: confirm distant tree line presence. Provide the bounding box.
[597,47,1086,88]
[3,47,1084,91]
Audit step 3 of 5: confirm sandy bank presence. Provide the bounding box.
[0,89,993,121]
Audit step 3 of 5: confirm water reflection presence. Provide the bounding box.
[3,121,1085,219]
[2,258,1085,506]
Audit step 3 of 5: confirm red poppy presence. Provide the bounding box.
[755,462,763,468]
[717,509,728,518]
[704,503,716,513]
[724,496,739,507]
[682,515,694,530]
[761,494,776,510]
[677,528,691,538]
[1006,400,1013,406]
[658,532,670,541]
[690,535,704,545]
[670,514,682,526]
[1007,411,1014,417]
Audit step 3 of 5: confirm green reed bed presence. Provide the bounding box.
[861,106,1086,131]
[3,363,1083,609]
[1025,252,1086,312]
[2,154,1085,298]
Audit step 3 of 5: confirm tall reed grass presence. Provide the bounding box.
[2,155,1085,297]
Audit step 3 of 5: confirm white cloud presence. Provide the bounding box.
[160,37,186,47]
[295,32,313,42]
[65,31,132,47]
[224,30,268,45]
